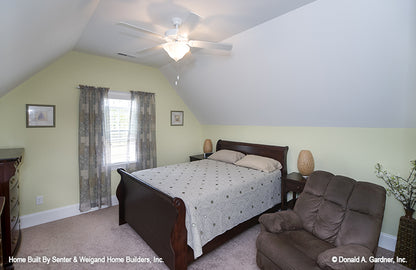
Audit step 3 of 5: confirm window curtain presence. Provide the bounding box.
[78,85,112,212]
[126,91,156,172]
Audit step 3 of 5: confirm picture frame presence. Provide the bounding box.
[170,111,184,126]
[26,104,56,128]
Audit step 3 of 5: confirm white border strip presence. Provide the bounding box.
[20,195,119,229]
[378,232,397,252]
[20,197,396,252]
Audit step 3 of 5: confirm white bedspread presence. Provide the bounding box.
[132,159,281,258]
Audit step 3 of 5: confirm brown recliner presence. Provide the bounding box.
[256,170,386,270]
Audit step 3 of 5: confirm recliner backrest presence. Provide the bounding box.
[293,170,386,252]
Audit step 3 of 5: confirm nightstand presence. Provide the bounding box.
[281,172,307,210]
[189,153,212,162]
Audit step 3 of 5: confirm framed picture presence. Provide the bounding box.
[26,104,56,128]
[170,111,184,126]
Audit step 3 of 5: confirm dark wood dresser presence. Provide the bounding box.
[0,197,5,270]
[0,149,24,270]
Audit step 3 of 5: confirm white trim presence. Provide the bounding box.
[19,197,397,252]
[20,195,119,229]
[378,232,397,252]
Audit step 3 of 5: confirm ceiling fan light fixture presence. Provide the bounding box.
[162,41,190,62]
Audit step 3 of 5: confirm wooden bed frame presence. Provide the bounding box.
[116,140,288,270]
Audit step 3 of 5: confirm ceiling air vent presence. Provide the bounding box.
[117,52,136,58]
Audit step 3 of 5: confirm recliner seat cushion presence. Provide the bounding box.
[257,230,334,270]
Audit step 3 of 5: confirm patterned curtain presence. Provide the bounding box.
[126,91,156,172]
[78,85,112,212]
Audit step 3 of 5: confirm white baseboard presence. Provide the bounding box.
[20,196,397,252]
[378,232,397,252]
[20,195,119,229]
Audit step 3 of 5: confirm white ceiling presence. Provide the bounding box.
[161,0,416,128]
[2,0,414,128]
[0,0,100,97]
[75,0,317,67]
[0,0,316,97]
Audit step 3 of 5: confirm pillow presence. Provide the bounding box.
[208,149,245,163]
[234,155,282,173]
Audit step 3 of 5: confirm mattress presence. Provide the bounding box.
[132,159,281,258]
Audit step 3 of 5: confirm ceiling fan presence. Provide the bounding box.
[118,13,232,62]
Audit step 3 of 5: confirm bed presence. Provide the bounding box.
[116,140,288,270]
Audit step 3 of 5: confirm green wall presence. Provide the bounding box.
[0,50,413,238]
[202,125,416,236]
[0,51,203,215]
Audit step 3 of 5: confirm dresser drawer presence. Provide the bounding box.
[0,148,24,268]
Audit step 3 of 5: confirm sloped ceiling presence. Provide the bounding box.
[75,0,317,67]
[1,0,317,98]
[0,0,100,97]
[161,0,416,128]
[2,0,415,128]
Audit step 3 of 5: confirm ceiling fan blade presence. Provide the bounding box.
[118,22,165,40]
[136,44,163,55]
[180,12,200,35]
[188,40,233,51]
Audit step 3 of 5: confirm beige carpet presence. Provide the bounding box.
[14,206,409,270]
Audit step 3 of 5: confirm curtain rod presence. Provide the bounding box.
[75,86,155,95]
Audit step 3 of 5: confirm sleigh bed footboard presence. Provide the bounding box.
[116,168,188,270]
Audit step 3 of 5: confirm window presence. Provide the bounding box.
[108,92,136,164]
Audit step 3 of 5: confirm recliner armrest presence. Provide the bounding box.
[258,210,303,233]
[317,244,374,270]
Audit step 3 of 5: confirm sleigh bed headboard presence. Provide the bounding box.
[216,140,288,176]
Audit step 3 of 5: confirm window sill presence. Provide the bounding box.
[110,162,127,171]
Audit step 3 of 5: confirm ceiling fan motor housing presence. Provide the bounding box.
[118,12,232,62]
[165,17,182,38]
[171,17,182,27]
[165,28,179,37]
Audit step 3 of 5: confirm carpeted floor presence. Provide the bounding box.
[13,206,409,269]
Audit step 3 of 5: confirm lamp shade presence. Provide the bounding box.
[297,150,314,176]
[203,139,213,153]
[162,41,190,62]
